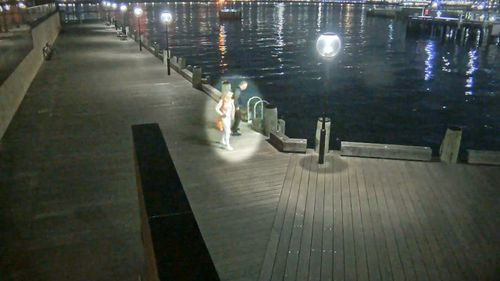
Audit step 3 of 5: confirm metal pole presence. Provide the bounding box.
[319,62,331,164]
[166,23,170,75]
[319,116,326,164]
[138,17,142,51]
[1,11,7,33]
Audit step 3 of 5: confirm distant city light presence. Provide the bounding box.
[316,33,342,58]
[134,7,143,17]
[160,12,173,24]
[120,4,127,12]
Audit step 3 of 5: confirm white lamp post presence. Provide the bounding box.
[134,7,143,51]
[160,11,173,75]
[120,4,127,33]
[316,32,342,164]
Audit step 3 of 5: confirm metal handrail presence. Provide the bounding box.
[253,99,269,121]
[246,96,262,124]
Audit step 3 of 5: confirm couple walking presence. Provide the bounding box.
[215,81,248,151]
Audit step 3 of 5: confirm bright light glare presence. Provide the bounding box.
[316,33,341,58]
[18,2,26,9]
[431,2,438,8]
[4,4,10,11]
[120,4,127,12]
[111,3,117,9]
[160,12,173,24]
[134,7,143,16]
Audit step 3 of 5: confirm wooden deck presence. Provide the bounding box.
[259,152,499,281]
[1,23,498,281]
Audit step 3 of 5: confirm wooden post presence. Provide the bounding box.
[278,119,286,134]
[440,127,462,164]
[178,57,186,69]
[263,104,278,137]
[192,66,202,89]
[221,80,231,95]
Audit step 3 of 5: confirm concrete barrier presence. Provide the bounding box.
[340,141,432,161]
[180,69,193,83]
[0,12,61,140]
[201,84,222,101]
[269,131,307,153]
[466,150,500,165]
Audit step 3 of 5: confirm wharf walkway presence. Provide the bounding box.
[1,23,498,281]
[0,23,289,281]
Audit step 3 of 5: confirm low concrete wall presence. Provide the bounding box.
[0,12,61,140]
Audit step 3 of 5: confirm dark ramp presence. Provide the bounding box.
[132,123,220,281]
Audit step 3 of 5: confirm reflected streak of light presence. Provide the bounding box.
[465,49,478,92]
[424,41,435,81]
[441,56,451,72]
[388,21,394,42]
[343,4,353,31]
[218,24,227,71]
[275,3,284,48]
[317,3,322,32]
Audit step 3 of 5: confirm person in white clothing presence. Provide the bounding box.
[215,91,236,150]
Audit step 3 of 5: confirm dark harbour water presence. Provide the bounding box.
[134,2,499,153]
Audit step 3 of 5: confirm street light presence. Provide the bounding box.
[134,7,143,51]
[316,32,341,164]
[120,4,127,34]
[160,11,173,75]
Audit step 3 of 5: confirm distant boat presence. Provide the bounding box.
[219,8,241,20]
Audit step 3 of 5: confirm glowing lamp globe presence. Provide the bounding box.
[120,4,127,12]
[316,33,341,59]
[134,7,143,17]
[160,12,173,24]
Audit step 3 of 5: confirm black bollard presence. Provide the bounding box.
[318,116,326,164]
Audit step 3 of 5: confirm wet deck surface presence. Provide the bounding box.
[1,23,499,281]
[259,153,499,281]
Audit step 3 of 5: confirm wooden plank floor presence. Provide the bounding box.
[259,152,499,281]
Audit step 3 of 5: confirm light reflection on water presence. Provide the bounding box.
[135,2,499,152]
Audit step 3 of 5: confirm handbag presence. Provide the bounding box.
[215,99,225,131]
